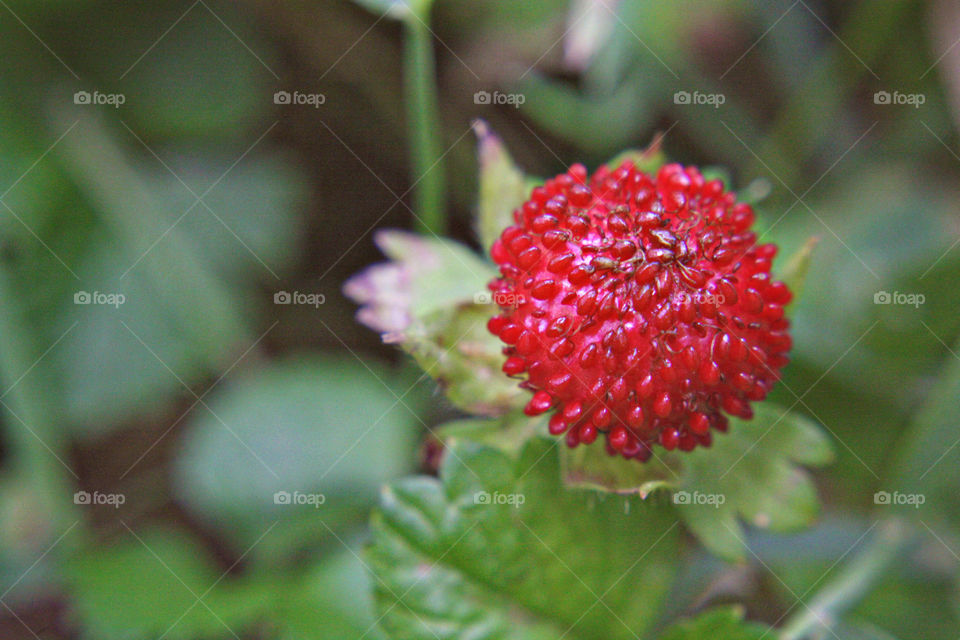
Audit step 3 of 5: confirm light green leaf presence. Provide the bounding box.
[473,120,539,252]
[430,414,546,457]
[173,356,421,551]
[604,134,668,174]
[367,437,679,640]
[403,303,526,415]
[66,529,270,640]
[658,607,770,639]
[779,236,818,315]
[346,231,525,416]
[561,403,833,561]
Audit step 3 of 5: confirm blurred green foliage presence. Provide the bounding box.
[0,0,957,638]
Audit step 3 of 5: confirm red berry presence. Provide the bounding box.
[489,161,792,460]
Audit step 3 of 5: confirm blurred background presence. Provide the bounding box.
[0,0,958,637]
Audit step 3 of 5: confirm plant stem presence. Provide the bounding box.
[779,518,911,640]
[402,1,446,235]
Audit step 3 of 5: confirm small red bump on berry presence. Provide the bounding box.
[548,413,568,435]
[503,356,526,376]
[689,412,710,435]
[660,427,680,450]
[609,426,629,451]
[525,390,553,416]
[653,392,673,418]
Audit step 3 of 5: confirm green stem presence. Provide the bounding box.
[779,518,911,640]
[0,264,79,547]
[403,1,446,234]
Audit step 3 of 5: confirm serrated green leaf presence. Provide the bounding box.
[658,607,770,639]
[367,437,679,640]
[473,120,539,252]
[561,403,833,561]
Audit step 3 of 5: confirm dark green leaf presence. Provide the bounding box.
[367,437,679,640]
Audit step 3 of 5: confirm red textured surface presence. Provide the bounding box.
[487,161,793,461]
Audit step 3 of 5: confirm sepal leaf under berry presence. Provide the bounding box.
[345,231,525,415]
[603,133,667,176]
[658,606,771,639]
[474,120,542,252]
[779,236,819,315]
[561,403,833,561]
[366,437,680,640]
[428,414,545,457]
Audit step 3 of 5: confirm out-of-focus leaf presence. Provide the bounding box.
[275,545,386,640]
[116,9,272,140]
[66,529,270,640]
[37,106,306,431]
[884,328,960,528]
[473,120,539,252]
[604,133,667,174]
[561,403,833,561]
[779,236,818,314]
[831,620,901,640]
[658,607,770,639]
[367,437,679,640]
[517,73,656,155]
[173,356,421,551]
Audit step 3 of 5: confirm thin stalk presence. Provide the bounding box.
[403,2,446,234]
[779,518,911,640]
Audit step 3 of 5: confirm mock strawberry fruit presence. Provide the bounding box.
[487,161,792,461]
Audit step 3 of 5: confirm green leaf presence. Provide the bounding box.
[561,403,833,561]
[274,545,387,640]
[367,437,680,640]
[346,232,525,416]
[173,356,421,551]
[658,607,770,639]
[403,303,526,415]
[886,329,960,522]
[66,529,271,640]
[778,236,819,315]
[604,134,668,174]
[473,120,539,252]
[430,414,546,457]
